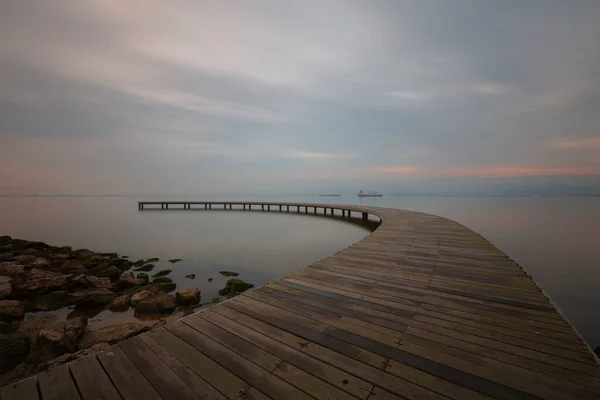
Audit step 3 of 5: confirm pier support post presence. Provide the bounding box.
[342,210,345,217]
[249,205,252,211]
[314,207,317,215]
[323,208,327,215]
[297,206,300,213]
[262,205,264,211]
[287,205,289,212]
[268,205,270,211]
[224,204,226,209]
[362,212,367,221]
[330,208,333,216]
[279,205,282,212]
[347,210,351,218]
[166,204,169,210]
[229,204,232,210]
[209,204,211,210]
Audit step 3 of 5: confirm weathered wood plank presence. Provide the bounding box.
[37,364,80,400]
[69,355,121,400]
[0,376,39,400]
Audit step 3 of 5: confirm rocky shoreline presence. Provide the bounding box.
[0,235,203,386]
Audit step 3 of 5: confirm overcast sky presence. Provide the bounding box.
[1,1,599,194]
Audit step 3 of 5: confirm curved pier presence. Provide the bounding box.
[2,202,599,400]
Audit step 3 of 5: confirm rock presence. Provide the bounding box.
[0,300,26,321]
[151,282,177,292]
[13,269,72,296]
[208,277,213,282]
[15,255,37,265]
[219,270,239,277]
[112,259,133,271]
[84,275,112,289]
[30,258,52,269]
[70,288,116,305]
[0,252,15,261]
[219,279,254,296]
[152,276,172,284]
[18,315,58,345]
[78,323,149,348]
[0,276,11,300]
[130,290,153,307]
[152,269,172,278]
[175,288,200,306]
[44,342,110,370]
[88,264,121,281]
[146,257,160,263]
[27,317,87,364]
[0,321,17,334]
[133,259,145,267]
[53,246,72,253]
[0,262,24,276]
[211,297,220,303]
[73,249,93,261]
[0,332,29,374]
[34,291,71,311]
[61,260,87,274]
[115,272,146,291]
[108,295,130,310]
[136,272,149,283]
[169,259,182,263]
[185,274,195,279]
[134,294,176,314]
[0,236,12,245]
[133,263,155,272]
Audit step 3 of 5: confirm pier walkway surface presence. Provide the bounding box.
[2,202,599,400]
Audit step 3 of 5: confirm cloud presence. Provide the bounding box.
[550,137,600,149]
[281,150,357,160]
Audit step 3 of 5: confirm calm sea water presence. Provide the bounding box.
[1,195,599,348]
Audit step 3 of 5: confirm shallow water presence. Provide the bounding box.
[2,195,599,348]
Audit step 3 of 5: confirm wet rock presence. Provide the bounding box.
[0,262,25,276]
[133,263,155,272]
[73,249,94,261]
[0,252,15,261]
[112,259,133,271]
[136,272,149,284]
[0,236,12,245]
[130,290,153,307]
[61,260,87,274]
[151,282,177,292]
[27,316,87,364]
[152,276,172,284]
[134,294,176,315]
[18,315,58,345]
[115,272,146,291]
[219,270,239,277]
[175,288,200,306]
[79,323,149,348]
[185,274,195,279]
[133,259,145,267]
[208,277,213,282]
[14,255,37,265]
[146,257,160,263]
[0,332,29,374]
[53,246,72,253]
[108,295,130,310]
[169,259,182,263]
[0,300,25,321]
[13,269,72,296]
[30,258,52,269]
[34,291,71,311]
[219,279,254,296]
[152,269,172,278]
[211,297,220,303]
[88,264,121,281]
[70,288,116,305]
[0,276,11,300]
[84,275,112,289]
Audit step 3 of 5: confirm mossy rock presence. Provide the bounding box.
[168,259,182,263]
[152,276,172,284]
[227,279,254,292]
[133,259,145,267]
[152,282,177,292]
[185,274,195,279]
[137,272,149,283]
[152,269,172,278]
[134,263,155,272]
[53,245,72,253]
[219,270,239,277]
[0,236,12,246]
[146,257,160,263]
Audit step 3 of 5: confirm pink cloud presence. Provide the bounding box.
[550,137,600,149]
[449,165,600,177]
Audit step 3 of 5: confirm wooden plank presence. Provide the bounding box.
[119,335,199,400]
[166,322,314,400]
[199,308,374,399]
[69,355,121,400]
[0,377,39,400]
[37,364,80,400]
[235,388,270,400]
[97,345,162,400]
[141,328,240,399]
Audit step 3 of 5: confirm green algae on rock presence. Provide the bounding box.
[219,270,239,277]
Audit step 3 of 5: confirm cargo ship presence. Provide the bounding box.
[357,190,382,197]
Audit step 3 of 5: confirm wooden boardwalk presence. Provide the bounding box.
[3,203,599,400]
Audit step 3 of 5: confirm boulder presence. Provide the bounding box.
[27,316,87,364]
[18,315,58,345]
[0,262,24,276]
[0,300,26,321]
[70,288,116,305]
[108,295,130,310]
[30,258,52,269]
[0,276,11,300]
[130,290,153,307]
[134,294,176,315]
[115,272,146,291]
[133,263,155,272]
[152,276,172,284]
[88,264,121,281]
[14,255,37,265]
[0,332,29,373]
[62,260,87,274]
[152,269,172,277]
[175,288,200,306]
[150,282,176,293]
[13,269,72,296]
[34,291,72,311]
[136,272,149,284]
[84,275,112,289]
[0,253,15,261]
[78,323,149,349]
[0,236,12,245]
